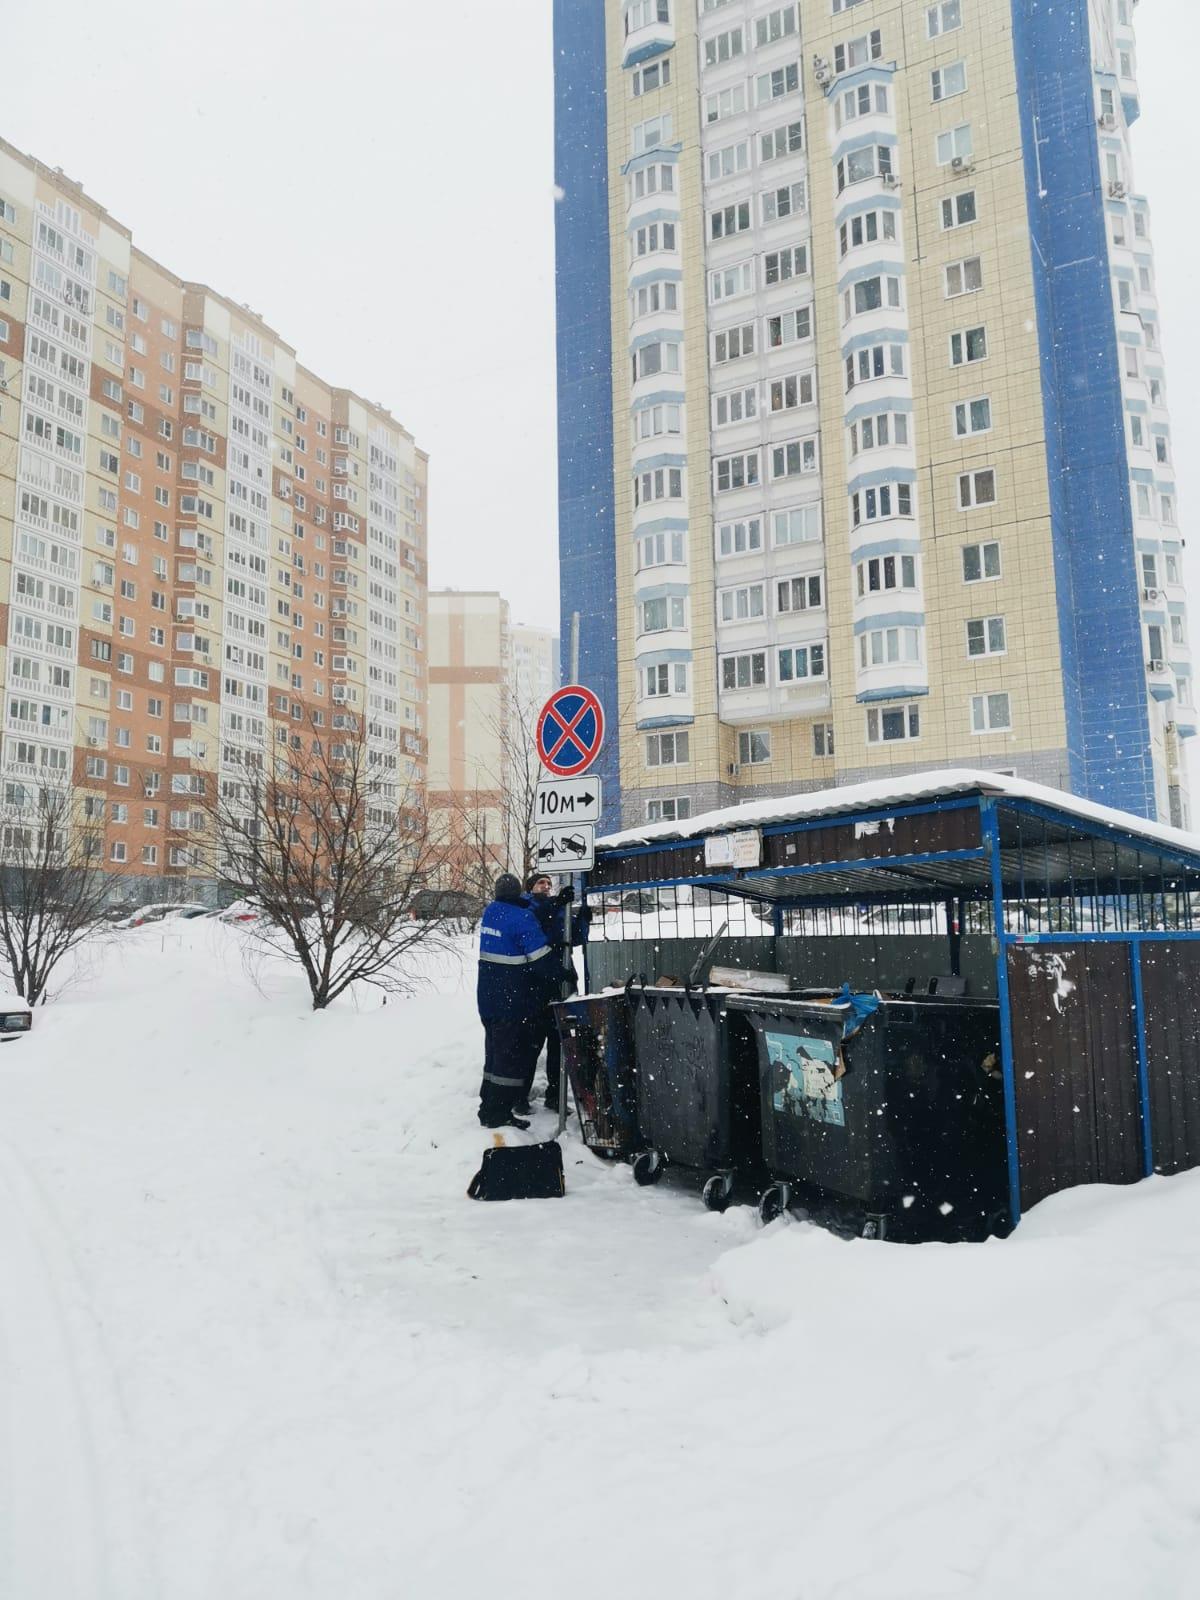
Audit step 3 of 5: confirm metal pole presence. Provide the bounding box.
[557,608,583,1139]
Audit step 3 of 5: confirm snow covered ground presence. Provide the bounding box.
[2,920,1200,1598]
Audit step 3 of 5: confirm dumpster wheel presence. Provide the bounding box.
[702,1172,735,1213]
[632,1150,664,1187]
[758,1182,791,1226]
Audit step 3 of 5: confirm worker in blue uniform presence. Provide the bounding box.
[477,873,555,1129]
[523,872,588,1109]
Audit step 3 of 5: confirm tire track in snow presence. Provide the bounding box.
[0,1138,155,1598]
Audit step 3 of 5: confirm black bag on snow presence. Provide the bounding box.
[467,1140,565,1201]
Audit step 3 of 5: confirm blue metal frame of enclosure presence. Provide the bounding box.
[586,790,1200,1229]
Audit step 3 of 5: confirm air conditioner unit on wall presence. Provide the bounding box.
[1143,587,1160,601]
[1098,113,1117,130]
[1108,179,1127,199]
[1148,658,1166,673]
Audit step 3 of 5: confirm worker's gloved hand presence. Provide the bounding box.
[557,885,575,904]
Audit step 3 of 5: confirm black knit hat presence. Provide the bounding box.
[494,873,523,902]
[525,870,553,892]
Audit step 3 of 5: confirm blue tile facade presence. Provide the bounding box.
[553,2,621,828]
[1010,0,1156,818]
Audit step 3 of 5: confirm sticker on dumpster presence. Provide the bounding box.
[766,1031,845,1127]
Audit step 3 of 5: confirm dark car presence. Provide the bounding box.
[408,888,484,921]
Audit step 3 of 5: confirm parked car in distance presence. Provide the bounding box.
[216,899,261,924]
[114,901,209,929]
[0,995,33,1039]
[407,888,484,921]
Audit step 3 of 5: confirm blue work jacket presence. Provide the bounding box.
[476,897,553,1021]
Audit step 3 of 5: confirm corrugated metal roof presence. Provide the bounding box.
[597,767,1200,862]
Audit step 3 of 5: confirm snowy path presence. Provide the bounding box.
[0,1135,154,1598]
[3,923,1200,1597]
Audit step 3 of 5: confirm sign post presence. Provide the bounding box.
[533,682,606,1138]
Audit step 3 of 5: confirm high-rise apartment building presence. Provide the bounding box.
[0,142,427,894]
[428,591,513,878]
[554,0,1192,830]
[509,620,561,716]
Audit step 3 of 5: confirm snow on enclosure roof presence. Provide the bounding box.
[596,767,1200,861]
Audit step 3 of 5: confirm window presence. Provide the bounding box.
[836,145,893,192]
[761,181,806,223]
[966,616,1006,657]
[931,61,966,101]
[759,120,803,163]
[633,221,677,256]
[709,261,754,303]
[833,30,882,73]
[855,553,918,595]
[710,202,751,240]
[958,468,996,509]
[646,797,691,822]
[643,662,688,698]
[858,627,921,669]
[768,372,814,413]
[812,723,834,758]
[705,85,747,124]
[632,112,674,154]
[866,703,921,744]
[634,402,683,441]
[777,574,823,613]
[755,6,797,46]
[838,209,896,256]
[632,280,678,317]
[763,245,808,286]
[646,730,689,766]
[849,410,909,455]
[640,595,686,633]
[936,125,973,165]
[717,516,763,557]
[766,307,811,347]
[712,322,755,363]
[625,0,670,34]
[719,583,766,622]
[845,342,906,392]
[962,540,1001,582]
[721,651,767,690]
[950,325,987,366]
[633,340,681,380]
[705,27,744,66]
[634,465,683,505]
[737,730,771,765]
[714,451,760,492]
[707,140,750,181]
[941,190,977,229]
[835,82,889,127]
[971,692,1011,733]
[770,438,817,479]
[945,257,983,297]
[778,642,826,682]
[851,482,913,524]
[927,0,961,34]
[754,62,799,105]
[773,504,820,546]
[712,386,757,427]
[631,57,671,95]
[843,274,902,321]
[953,397,991,436]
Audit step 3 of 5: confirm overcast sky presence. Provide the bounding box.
[3,0,1198,775]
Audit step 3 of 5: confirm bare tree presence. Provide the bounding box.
[0,775,111,1005]
[205,715,455,1010]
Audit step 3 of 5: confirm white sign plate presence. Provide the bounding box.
[704,829,762,870]
[535,822,596,874]
[534,776,604,826]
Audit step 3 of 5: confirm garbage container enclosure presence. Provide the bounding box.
[728,994,1007,1239]
[553,992,640,1158]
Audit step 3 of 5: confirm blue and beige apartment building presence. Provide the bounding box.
[554,0,1193,829]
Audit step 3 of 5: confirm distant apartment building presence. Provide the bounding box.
[554,0,1192,829]
[428,591,513,878]
[0,141,428,893]
[509,621,561,715]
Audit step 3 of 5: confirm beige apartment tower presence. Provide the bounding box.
[0,140,428,895]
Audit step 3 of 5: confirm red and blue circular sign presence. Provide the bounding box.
[536,684,605,777]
